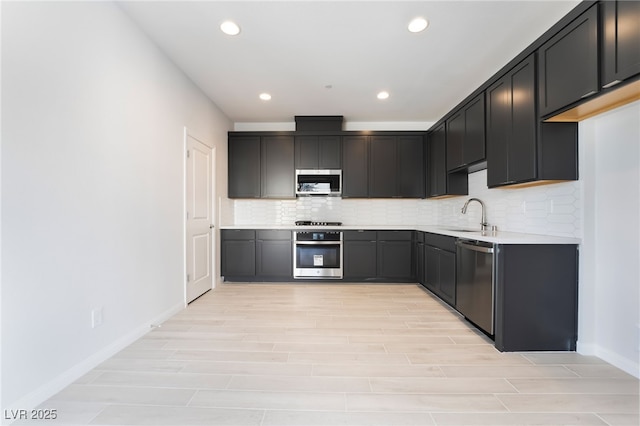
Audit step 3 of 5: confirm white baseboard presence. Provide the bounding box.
[3,301,184,419]
[577,341,639,378]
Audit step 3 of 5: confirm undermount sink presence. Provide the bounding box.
[442,228,479,232]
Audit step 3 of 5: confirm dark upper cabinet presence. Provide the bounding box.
[295,135,342,169]
[446,93,485,171]
[427,124,467,198]
[369,135,425,198]
[601,0,640,88]
[369,136,397,197]
[397,135,426,198]
[342,135,369,197]
[261,136,295,198]
[426,124,447,198]
[228,134,295,198]
[538,4,599,117]
[487,55,537,187]
[228,135,261,198]
[487,54,578,188]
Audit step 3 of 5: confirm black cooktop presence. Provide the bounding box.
[295,220,342,226]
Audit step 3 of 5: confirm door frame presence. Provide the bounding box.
[183,127,217,305]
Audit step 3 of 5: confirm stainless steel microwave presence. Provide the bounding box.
[296,169,342,196]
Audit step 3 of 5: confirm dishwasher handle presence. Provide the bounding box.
[456,240,494,254]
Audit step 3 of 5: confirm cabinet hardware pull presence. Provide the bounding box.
[602,79,622,89]
[580,90,598,99]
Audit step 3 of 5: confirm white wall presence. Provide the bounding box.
[578,101,640,377]
[1,1,231,410]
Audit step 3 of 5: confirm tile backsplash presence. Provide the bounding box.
[225,169,582,238]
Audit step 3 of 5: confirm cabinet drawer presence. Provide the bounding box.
[424,232,456,252]
[377,230,413,241]
[344,230,377,241]
[221,229,256,240]
[416,231,425,243]
[257,230,292,240]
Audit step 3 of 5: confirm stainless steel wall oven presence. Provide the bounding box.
[293,230,343,279]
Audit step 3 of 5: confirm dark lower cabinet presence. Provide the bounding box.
[423,246,456,306]
[538,4,599,117]
[343,231,377,279]
[343,230,414,281]
[377,231,414,281]
[601,0,640,87]
[221,230,256,279]
[221,229,292,281]
[255,230,292,279]
[494,244,578,352]
[420,233,457,306]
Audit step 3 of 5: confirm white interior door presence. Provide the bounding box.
[186,133,214,303]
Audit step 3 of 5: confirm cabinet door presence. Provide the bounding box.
[416,241,425,285]
[343,240,377,279]
[438,250,456,306]
[424,246,440,293]
[463,93,486,166]
[538,4,599,117]
[295,135,342,169]
[221,240,256,277]
[378,240,413,280]
[295,136,319,169]
[508,56,537,184]
[446,111,465,171]
[602,0,640,87]
[342,136,369,197]
[398,135,425,197]
[369,136,397,197]
[256,240,292,278]
[426,124,447,197]
[318,136,342,169]
[487,55,536,187]
[261,136,295,198]
[486,76,510,187]
[228,136,261,198]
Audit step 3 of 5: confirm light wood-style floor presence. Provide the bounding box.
[22,283,639,425]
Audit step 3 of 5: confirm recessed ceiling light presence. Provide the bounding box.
[220,21,241,36]
[259,93,272,101]
[377,91,390,100]
[408,17,429,33]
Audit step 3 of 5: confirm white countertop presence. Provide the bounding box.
[219,224,581,245]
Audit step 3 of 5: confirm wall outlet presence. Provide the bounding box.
[91,307,103,328]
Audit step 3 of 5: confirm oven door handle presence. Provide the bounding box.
[294,241,342,245]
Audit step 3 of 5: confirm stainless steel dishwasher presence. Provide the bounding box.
[456,239,495,336]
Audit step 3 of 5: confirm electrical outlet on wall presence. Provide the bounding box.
[91,307,103,328]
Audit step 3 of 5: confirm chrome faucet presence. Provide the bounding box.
[461,198,488,231]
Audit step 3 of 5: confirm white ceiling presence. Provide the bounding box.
[118,1,581,126]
